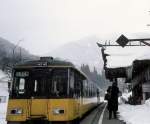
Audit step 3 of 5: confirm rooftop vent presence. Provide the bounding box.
[40,57,53,61]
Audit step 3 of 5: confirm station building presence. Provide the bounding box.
[104,58,150,105]
[126,59,150,104]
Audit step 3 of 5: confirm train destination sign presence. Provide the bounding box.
[37,62,48,66]
[15,71,29,77]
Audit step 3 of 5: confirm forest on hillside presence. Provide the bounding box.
[80,64,111,90]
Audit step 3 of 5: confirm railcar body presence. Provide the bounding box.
[6,57,101,124]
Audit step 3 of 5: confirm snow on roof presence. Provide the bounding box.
[137,53,150,60]
[105,46,150,68]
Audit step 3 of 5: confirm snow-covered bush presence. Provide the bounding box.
[119,92,132,104]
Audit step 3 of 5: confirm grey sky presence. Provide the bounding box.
[0,0,150,55]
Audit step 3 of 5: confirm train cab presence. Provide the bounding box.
[6,57,101,124]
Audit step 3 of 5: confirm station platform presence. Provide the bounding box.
[102,108,125,124]
[80,103,125,124]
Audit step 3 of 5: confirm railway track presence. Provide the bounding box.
[80,102,107,124]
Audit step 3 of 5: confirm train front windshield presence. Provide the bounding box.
[10,68,69,98]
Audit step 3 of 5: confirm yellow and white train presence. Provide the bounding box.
[6,57,101,124]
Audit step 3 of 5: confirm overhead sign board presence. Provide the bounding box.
[116,35,129,47]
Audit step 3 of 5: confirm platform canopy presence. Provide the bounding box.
[105,67,127,81]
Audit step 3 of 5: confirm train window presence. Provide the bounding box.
[83,80,88,97]
[148,68,150,80]
[52,76,67,97]
[34,80,38,92]
[89,84,91,97]
[51,69,68,98]
[32,78,47,96]
[86,81,89,97]
[18,78,25,94]
[10,71,30,97]
[92,85,94,96]
[69,70,74,97]
[70,71,74,89]
[13,77,27,95]
[88,85,90,97]
[145,68,150,81]
[74,73,81,97]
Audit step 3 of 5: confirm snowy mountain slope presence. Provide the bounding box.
[47,36,104,73]
[0,37,37,60]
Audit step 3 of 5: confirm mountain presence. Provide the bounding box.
[0,37,37,70]
[47,36,104,73]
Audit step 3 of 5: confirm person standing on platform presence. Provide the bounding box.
[109,82,119,119]
[105,86,112,117]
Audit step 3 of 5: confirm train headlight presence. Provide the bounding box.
[53,108,64,115]
[10,108,23,114]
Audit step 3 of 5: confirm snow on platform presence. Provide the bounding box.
[119,99,150,124]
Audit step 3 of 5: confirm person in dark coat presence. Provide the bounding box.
[106,86,112,113]
[108,82,119,119]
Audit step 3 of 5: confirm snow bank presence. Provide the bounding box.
[0,70,9,124]
[0,70,7,79]
[0,102,8,124]
[119,92,132,104]
[100,97,104,102]
[119,98,150,124]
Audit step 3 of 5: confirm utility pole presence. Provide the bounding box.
[12,39,23,66]
[19,47,22,62]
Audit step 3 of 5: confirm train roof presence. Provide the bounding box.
[14,57,74,68]
[14,57,87,77]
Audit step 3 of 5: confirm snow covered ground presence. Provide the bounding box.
[0,70,9,124]
[0,102,8,124]
[119,98,150,124]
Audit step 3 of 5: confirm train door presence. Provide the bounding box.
[29,75,48,118]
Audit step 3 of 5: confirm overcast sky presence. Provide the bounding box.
[0,0,150,55]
